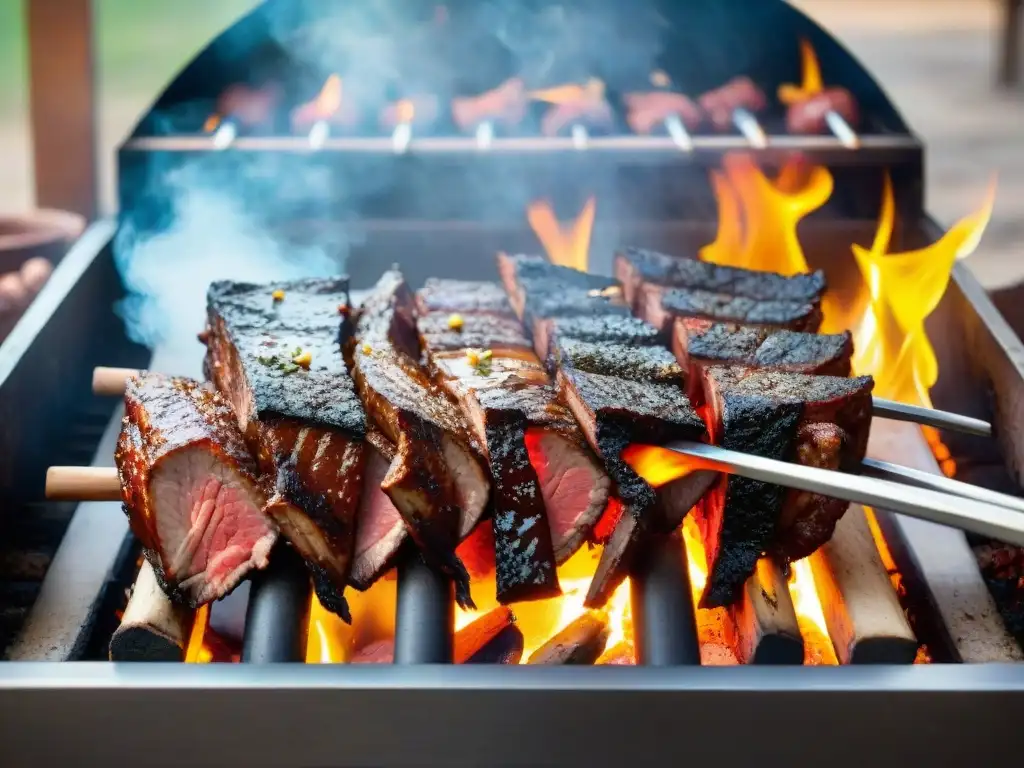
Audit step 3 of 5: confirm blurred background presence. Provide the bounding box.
[0,0,1020,286]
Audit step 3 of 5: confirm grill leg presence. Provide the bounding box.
[241,544,310,662]
[394,548,454,664]
[631,531,701,666]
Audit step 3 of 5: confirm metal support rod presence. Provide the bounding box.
[630,531,701,666]
[871,397,991,438]
[394,548,453,664]
[241,544,310,663]
[25,0,98,219]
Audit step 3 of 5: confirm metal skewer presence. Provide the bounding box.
[731,107,767,148]
[871,398,991,438]
[862,457,1024,514]
[392,121,412,154]
[664,114,694,152]
[669,440,1024,548]
[825,110,859,149]
[211,120,237,150]
[475,121,494,149]
[570,124,589,150]
[308,119,330,150]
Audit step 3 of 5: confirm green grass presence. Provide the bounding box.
[0,0,259,119]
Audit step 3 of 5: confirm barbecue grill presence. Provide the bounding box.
[2,0,1024,765]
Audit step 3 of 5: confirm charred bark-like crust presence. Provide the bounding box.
[478,400,560,603]
[660,287,822,332]
[354,271,483,607]
[206,278,367,619]
[544,314,662,350]
[615,247,826,302]
[207,278,365,435]
[418,311,531,352]
[523,288,631,327]
[116,375,269,607]
[416,279,515,316]
[700,383,802,608]
[554,338,683,384]
[677,319,853,377]
[499,252,618,293]
[699,366,875,605]
[560,368,704,443]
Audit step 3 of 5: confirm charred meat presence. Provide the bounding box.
[415,278,514,317]
[553,337,683,385]
[534,313,662,365]
[418,281,610,583]
[697,367,874,607]
[204,278,366,621]
[115,373,276,607]
[638,284,823,335]
[614,247,825,309]
[673,318,853,402]
[350,430,407,590]
[496,252,620,321]
[352,270,489,608]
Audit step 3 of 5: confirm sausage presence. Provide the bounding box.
[623,92,703,135]
[0,272,28,314]
[698,76,767,131]
[20,257,52,294]
[378,94,440,130]
[786,87,859,134]
[216,84,280,128]
[451,78,528,131]
[540,99,613,137]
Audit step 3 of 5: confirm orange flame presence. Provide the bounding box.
[184,604,212,663]
[529,78,605,104]
[453,545,632,661]
[851,173,996,407]
[203,114,222,133]
[778,38,824,105]
[527,197,597,272]
[305,592,349,663]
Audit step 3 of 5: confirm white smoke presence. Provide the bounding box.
[114,161,345,355]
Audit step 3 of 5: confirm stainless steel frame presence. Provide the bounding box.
[0,663,1022,766]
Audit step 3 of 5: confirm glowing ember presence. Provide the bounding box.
[203,114,222,133]
[851,172,996,406]
[526,197,596,272]
[454,545,632,661]
[777,38,824,105]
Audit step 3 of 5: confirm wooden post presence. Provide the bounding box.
[25,0,98,219]
[999,0,1023,87]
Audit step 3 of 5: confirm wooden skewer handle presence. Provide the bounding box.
[93,366,139,396]
[46,466,120,501]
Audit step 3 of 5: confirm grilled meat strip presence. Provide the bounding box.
[115,373,277,607]
[673,318,853,403]
[205,278,366,621]
[350,430,407,590]
[497,252,621,322]
[352,270,489,608]
[614,247,825,309]
[416,278,513,316]
[535,314,662,365]
[553,337,683,385]
[638,284,823,335]
[697,367,874,607]
[557,367,709,606]
[417,284,610,569]
[419,311,560,603]
[498,259,714,605]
